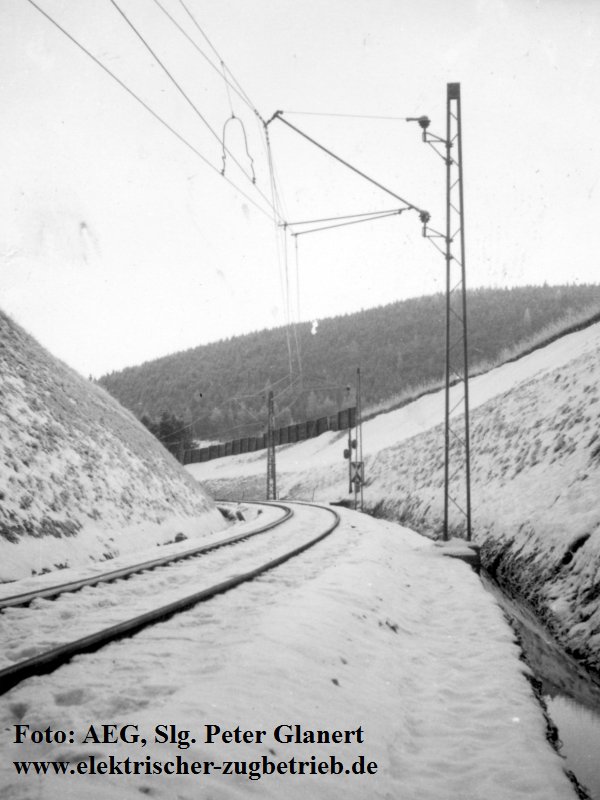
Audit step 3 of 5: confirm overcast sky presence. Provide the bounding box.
[1,0,599,377]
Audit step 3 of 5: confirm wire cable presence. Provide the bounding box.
[283,229,303,380]
[148,0,283,222]
[109,0,273,207]
[25,0,274,222]
[271,112,428,216]
[178,0,263,118]
[293,209,404,237]
[283,111,412,121]
[284,207,406,227]
[264,124,295,378]
[225,372,292,403]
[293,235,302,381]
[167,0,297,380]
[150,0,262,121]
[164,372,299,442]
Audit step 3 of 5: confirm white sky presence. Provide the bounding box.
[1,0,599,377]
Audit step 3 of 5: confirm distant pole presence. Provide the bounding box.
[357,367,364,511]
[346,384,353,494]
[266,390,277,500]
[348,422,352,494]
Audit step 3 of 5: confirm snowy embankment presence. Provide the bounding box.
[0,509,579,800]
[188,321,600,674]
[0,311,227,582]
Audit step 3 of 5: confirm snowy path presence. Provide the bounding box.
[0,508,577,800]
[0,503,333,675]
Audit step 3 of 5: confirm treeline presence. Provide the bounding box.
[100,284,600,442]
[140,411,192,453]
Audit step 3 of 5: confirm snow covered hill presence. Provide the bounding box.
[0,311,227,582]
[188,320,600,675]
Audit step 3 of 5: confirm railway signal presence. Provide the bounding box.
[350,461,364,485]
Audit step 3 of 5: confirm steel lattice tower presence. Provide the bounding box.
[266,390,277,500]
[443,83,472,540]
[411,83,472,540]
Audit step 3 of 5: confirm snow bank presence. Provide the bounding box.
[188,322,600,673]
[0,510,578,799]
[0,310,227,581]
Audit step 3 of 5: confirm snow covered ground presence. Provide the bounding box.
[189,321,600,674]
[0,503,322,672]
[0,310,227,581]
[1,309,597,797]
[0,508,581,799]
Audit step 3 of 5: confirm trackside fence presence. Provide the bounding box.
[183,407,356,465]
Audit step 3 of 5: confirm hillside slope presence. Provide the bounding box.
[99,284,600,440]
[0,311,227,581]
[187,322,600,674]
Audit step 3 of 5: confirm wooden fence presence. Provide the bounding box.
[183,406,356,465]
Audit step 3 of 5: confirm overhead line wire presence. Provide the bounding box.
[226,372,293,403]
[178,0,264,121]
[25,0,274,222]
[173,1,300,383]
[109,0,277,216]
[173,0,293,242]
[294,235,302,349]
[264,124,295,379]
[179,0,221,62]
[148,0,285,228]
[150,0,261,121]
[151,371,351,444]
[283,111,413,121]
[161,373,300,442]
[293,210,404,237]
[284,207,406,227]
[270,112,428,216]
[222,62,262,119]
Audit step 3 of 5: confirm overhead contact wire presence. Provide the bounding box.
[293,210,404,237]
[271,113,427,215]
[264,124,294,379]
[25,0,273,222]
[109,0,271,203]
[283,111,412,121]
[284,207,405,227]
[178,0,265,123]
[293,235,303,383]
[151,0,260,120]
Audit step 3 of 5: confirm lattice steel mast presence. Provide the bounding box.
[409,82,472,540]
[266,390,277,500]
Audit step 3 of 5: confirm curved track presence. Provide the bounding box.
[0,502,291,610]
[0,501,339,695]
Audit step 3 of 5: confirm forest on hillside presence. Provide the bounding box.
[99,284,600,443]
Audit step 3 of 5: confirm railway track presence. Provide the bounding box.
[0,501,291,611]
[0,501,339,695]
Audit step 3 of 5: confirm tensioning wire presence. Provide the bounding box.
[25,0,275,222]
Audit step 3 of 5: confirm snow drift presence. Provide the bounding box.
[0,310,226,581]
[188,320,600,674]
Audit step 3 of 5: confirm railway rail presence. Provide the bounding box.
[0,501,291,611]
[0,501,339,695]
